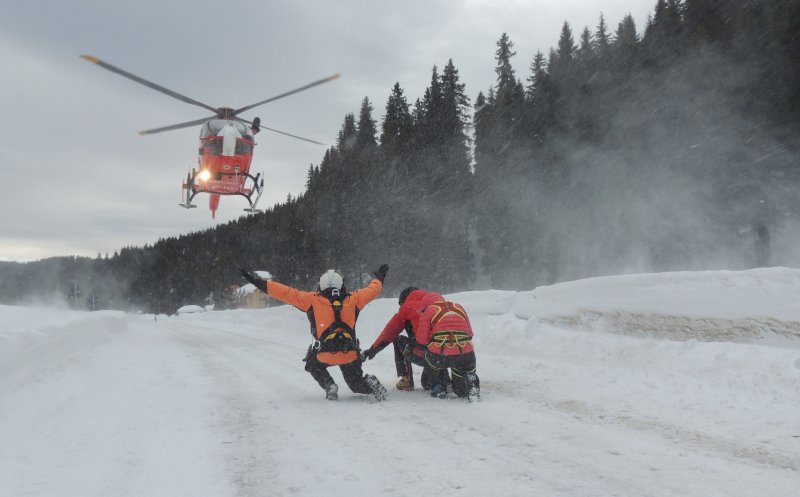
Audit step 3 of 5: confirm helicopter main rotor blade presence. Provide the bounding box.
[80,54,220,116]
[139,117,215,135]
[233,74,340,116]
[237,118,327,146]
[261,125,327,146]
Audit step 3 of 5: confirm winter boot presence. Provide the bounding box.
[395,375,414,391]
[325,383,339,401]
[420,367,434,391]
[430,383,447,399]
[365,375,388,401]
[466,372,480,403]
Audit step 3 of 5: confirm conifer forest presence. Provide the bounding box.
[2,0,798,313]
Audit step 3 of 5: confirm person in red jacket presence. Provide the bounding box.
[361,287,440,391]
[415,291,480,401]
[240,265,389,402]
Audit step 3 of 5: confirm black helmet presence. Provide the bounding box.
[398,286,419,305]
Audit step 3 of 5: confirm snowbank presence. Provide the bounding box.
[2,269,799,497]
[454,267,800,343]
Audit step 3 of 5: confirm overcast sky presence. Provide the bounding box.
[0,0,655,262]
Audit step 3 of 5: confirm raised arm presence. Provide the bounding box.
[263,280,315,311]
[349,264,388,309]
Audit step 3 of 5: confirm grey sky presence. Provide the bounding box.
[0,0,655,261]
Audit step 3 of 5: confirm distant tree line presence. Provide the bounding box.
[1,0,798,312]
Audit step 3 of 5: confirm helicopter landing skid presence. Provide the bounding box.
[243,173,265,214]
[180,170,198,209]
[180,189,198,208]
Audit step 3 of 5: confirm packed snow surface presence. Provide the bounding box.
[2,268,799,497]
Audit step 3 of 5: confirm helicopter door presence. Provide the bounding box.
[220,123,242,157]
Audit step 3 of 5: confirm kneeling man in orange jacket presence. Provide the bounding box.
[241,264,389,402]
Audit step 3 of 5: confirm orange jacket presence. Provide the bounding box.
[265,278,383,364]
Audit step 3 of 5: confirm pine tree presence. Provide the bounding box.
[417,65,443,147]
[472,90,495,175]
[524,50,554,145]
[490,34,526,153]
[439,59,472,190]
[495,33,518,95]
[550,21,577,81]
[436,59,475,290]
[684,0,732,44]
[379,82,414,156]
[642,0,685,67]
[595,13,612,62]
[612,13,640,75]
[575,26,599,141]
[577,27,596,67]
[352,96,381,269]
[375,83,417,292]
[337,113,357,153]
[473,34,527,289]
[494,34,524,128]
[356,97,378,149]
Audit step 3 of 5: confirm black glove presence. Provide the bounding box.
[374,264,389,283]
[362,347,378,361]
[240,268,267,292]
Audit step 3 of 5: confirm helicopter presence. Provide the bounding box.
[80,55,339,218]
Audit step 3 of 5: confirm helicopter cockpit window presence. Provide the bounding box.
[235,139,253,154]
[202,137,251,155]
[204,138,223,156]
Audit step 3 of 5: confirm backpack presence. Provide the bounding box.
[426,301,473,354]
[314,294,360,365]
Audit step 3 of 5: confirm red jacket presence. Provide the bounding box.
[370,289,427,352]
[415,292,474,356]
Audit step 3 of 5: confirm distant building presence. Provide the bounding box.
[233,270,273,309]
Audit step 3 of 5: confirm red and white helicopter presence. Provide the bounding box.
[81,55,338,218]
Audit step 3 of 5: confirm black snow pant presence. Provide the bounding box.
[394,335,438,390]
[424,350,479,398]
[303,346,372,394]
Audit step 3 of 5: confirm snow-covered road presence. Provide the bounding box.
[2,269,800,497]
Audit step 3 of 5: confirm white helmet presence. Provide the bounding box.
[318,269,344,295]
